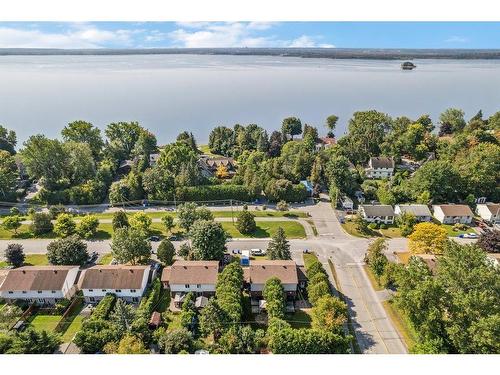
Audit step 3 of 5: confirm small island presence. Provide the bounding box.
[401,61,417,70]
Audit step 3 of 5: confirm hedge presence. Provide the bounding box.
[90,294,117,320]
[176,184,256,202]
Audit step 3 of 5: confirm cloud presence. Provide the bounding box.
[168,22,334,48]
[445,35,469,43]
[0,24,138,48]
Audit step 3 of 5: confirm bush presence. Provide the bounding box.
[156,328,194,354]
[76,215,99,239]
[4,244,25,267]
[235,210,256,234]
[112,210,129,231]
[452,223,469,231]
[91,294,117,320]
[55,299,71,314]
[30,212,54,235]
[9,207,20,216]
[176,184,256,202]
[265,179,308,203]
[368,222,379,230]
[379,223,388,230]
[276,200,289,211]
[53,213,77,238]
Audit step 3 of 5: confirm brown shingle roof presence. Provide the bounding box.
[369,156,395,169]
[244,260,299,285]
[161,261,219,285]
[78,265,149,290]
[435,204,474,217]
[0,266,78,292]
[483,204,500,215]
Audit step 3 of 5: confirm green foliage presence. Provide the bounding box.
[281,117,302,140]
[91,294,117,320]
[55,298,71,314]
[53,213,77,238]
[276,200,289,211]
[216,262,244,322]
[2,328,61,354]
[365,238,389,280]
[47,235,89,265]
[189,220,227,261]
[0,150,19,201]
[129,211,152,234]
[161,214,175,234]
[74,318,121,354]
[214,325,265,354]
[2,215,22,234]
[157,239,175,265]
[76,214,99,239]
[112,210,129,231]
[265,179,308,202]
[235,210,256,234]
[396,212,418,237]
[176,184,256,202]
[177,202,214,231]
[307,281,331,306]
[61,120,104,160]
[156,328,194,354]
[4,243,25,267]
[111,227,151,265]
[267,227,291,260]
[263,277,286,319]
[199,298,229,341]
[311,295,348,334]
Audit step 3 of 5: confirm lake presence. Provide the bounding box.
[1,54,499,146]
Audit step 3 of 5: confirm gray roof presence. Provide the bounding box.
[369,157,395,169]
[396,204,432,217]
[360,204,395,217]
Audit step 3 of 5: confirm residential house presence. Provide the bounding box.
[243,260,299,299]
[161,261,219,307]
[358,204,395,224]
[477,203,500,224]
[365,157,395,179]
[78,265,150,304]
[315,137,336,150]
[432,204,474,224]
[340,195,354,210]
[394,204,432,222]
[198,156,236,178]
[0,266,79,305]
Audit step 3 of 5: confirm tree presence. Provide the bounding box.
[311,295,347,334]
[76,215,99,239]
[30,212,53,235]
[62,141,96,185]
[114,334,148,354]
[4,243,25,267]
[281,117,302,141]
[263,277,285,319]
[111,227,151,265]
[215,325,264,354]
[177,202,214,231]
[267,227,291,260]
[5,328,61,354]
[156,328,194,354]
[62,120,104,160]
[199,298,229,341]
[1,215,22,235]
[180,292,198,333]
[439,108,466,134]
[177,243,191,260]
[112,210,129,231]
[0,150,19,201]
[161,214,175,234]
[235,210,256,235]
[129,212,152,234]
[189,220,227,261]
[365,238,389,280]
[408,222,448,255]
[53,213,77,238]
[208,126,235,156]
[268,131,283,157]
[353,214,369,234]
[308,281,331,306]
[396,212,418,237]
[215,262,244,322]
[477,230,500,253]
[325,115,339,137]
[157,239,175,265]
[105,121,144,161]
[276,200,289,211]
[176,131,198,153]
[0,125,17,154]
[47,235,89,265]
[74,319,121,354]
[109,298,136,332]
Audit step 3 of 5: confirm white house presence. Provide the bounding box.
[358,204,395,224]
[365,157,395,179]
[243,260,299,299]
[340,196,354,210]
[161,261,219,305]
[432,204,474,224]
[394,204,432,222]
[476,203,500,224]
[0,266,79,305]
[78,265,150,304]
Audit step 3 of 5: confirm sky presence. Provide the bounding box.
[0,22,499,49]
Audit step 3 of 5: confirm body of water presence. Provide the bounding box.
[1,54,499,146]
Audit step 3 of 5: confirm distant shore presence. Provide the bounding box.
[2,47,500,60]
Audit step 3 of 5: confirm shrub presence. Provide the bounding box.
[30,212,53,235]
[9,207,20,216]
[53,213,77,238]
[452,223,469,231]
[112,210,129,231]
[129,212,152,234]
[55,299,71,314]
[76,215,99,239]
[276,200,289,211]
[4,244,25,267]
[176,184,255,202]
[368,222,379,230]
[91,294,117,320]
[235,210,256,234]
[379,223,388,230]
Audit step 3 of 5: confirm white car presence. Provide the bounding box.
[251,248,266,256]
[461,233,479,239]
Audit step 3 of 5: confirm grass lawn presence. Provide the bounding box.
[379,226,403,238]
[97,253,114,265]
[362,264,384,291]
[441,224,476,237]
[1,254,49,268]
[0,225,57,240]
[28,314,62,332]
[382,300,417,350]
[164,311,182,331]
[221,221,306,239]
[341,221,380,238]
[285,309,312,329]
[303,252,319,269]
[61,315,84,342]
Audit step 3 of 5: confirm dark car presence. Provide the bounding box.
[149,235,161,242]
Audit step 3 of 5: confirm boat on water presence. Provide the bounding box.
[401,61,417,70]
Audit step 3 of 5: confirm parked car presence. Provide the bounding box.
[251,248,266,256]
[168,235,178,241]
[149,235,161,242]
[303,249,310,254]
[458,233,479,239]
[88,252,99,264]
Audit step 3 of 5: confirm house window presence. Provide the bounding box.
[22,291,27,294]
[51,291,56,294]
[132,297,138,303]
[102,289,107,292]
[185,284,190,288]
[196,284,201,288]
[89,297,95,302]
[8,291,13,294]
[37,291,42,294]
[89,289,93,292]
[116,289,122,293]
[130,289,136,293]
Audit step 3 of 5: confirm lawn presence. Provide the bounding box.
[164,311,182,331]
[379,226,403,238]
[362,264,384,291]
[0,225,57,240]
[341,221,380,238]
[303,252,319,269]
[28,313,62,332]
[60,315,84,342]
[285,309,312,329]
[441,224,476,237]
[382,300,417,350]
[221,221,306,239]
[1,254,50,268]
[97,253,114,265]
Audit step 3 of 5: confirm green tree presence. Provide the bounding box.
[308,281,331,306]
[0,150,19,201]
[199,298,229,341]
[156,328,194,354]
[263,277,285,319]
[1,215,22,235]
[0,124,17,154]
[61,120,104,160]
[63,141,96,185]
[47,235,89,265]
[76,214,99,239]
[105,121,144,161]
[396,212,418,237]
[157,239,175,265]
[439,108,466,134]
[216,262,244,322]
[267,227,291,260]
[114,334,148,354]
[281,117,302,141]
[30,212,53,235]
[161,214,175,234]
[112,210,129,231]
[408,222,448,255]
[111,227,151,265]
[129,212,152,234]
[189,220,227,261]
[4,243,25,267]
[208,126,235,156]
[74,319,121,354]
[215,325,264,354]
[53,213,76,238]
[5,328,61,354]
[325,115,339,137]
[235,210,256,234]
[365,239,389,280]
[177,202,214,231]
[311,295,347,334]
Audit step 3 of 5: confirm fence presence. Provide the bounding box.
[54,296,84,334]
[9,303,36,331]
